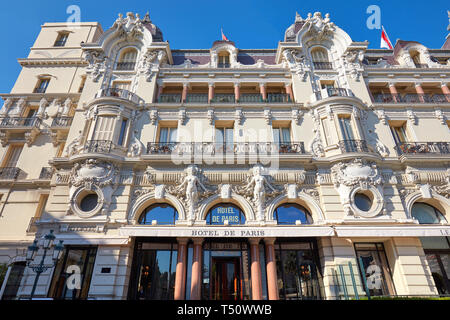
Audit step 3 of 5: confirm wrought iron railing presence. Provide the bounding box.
[238,94,264,103]
[339,140,369,153]
[211,94,235,103]
[51,116,73,127]
[158,94,182,103]
[85,140,114,153]
[218,63,231,68]
[0,117,41,128]
[267,93,292,103]
[115,62,136,71]
[327,88,351,98]
[39,167,53,180]
[396,142,450,155]
[313,62,333,70]
[146,142,306,155]
[0,167,21,180]
[373,93,450,104]
[96,88,145,105]
[185,94,209,103]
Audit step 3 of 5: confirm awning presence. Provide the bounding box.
[334,225,450,237]
[119,226,336,238]
[55,235,130,245]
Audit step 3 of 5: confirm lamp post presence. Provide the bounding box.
[26,230,64,300]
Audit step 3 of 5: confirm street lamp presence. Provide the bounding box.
[26,230,64,300]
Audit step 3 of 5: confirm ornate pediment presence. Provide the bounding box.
[331,158,383,189]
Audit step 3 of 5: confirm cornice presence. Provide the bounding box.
[18,58,87,66]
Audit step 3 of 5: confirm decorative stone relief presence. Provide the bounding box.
[234,165,282,222]
[127,129,145,157]
[178,109,187,126]
[407,109,417,125]
[68,159,119,218]
[167,165,215,222]
[435,109,446,125]
[292,109,303,125]
[264,109,272,125]
[207,109,215,125]
[282,49,310,81]
[138,49,167,81]
[65,130,84,157]
[331,158,386,218]
[235,109,244,125]
[0,98,13,116]
[343,50,364,80]
[150,109,158,125]
[84,50,108,83]
[376,109,387,125]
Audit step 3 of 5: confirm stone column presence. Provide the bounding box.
[190,238,203,300]
[259,83,267,102]
[208,83,215,103]
[414,82,426,103]
[182,83,189,103]
[264,238,279,300]
[249,238,263,300]
[174,238,188,300]
[234,82,241,102]
[388,82,399,102]
[285,83,294,102]
[440,82,450,102]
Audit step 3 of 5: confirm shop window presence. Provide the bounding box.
[131,242,178,300]
[138,204,179,225]
[275,241,323,300]
[48,246,97,300]
[354,243,396,297]
[273,204,312,225]
[0,262,25,300]
[206,204,245,225]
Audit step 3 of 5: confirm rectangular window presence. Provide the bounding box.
[34,79,50,93]
[54,33,69,47]
[112,81,131,91]
[34,194,49,220]
[159,127,178,145]
[215,125,234,153]
[2,145,23,168]
[273,127,291,145]
[56,142,65,157]
[354,243,396,297]
[338,116,355,141]
[78,76,86,93]
[92,116,115,141]
[390,124,408,144]
[118,118,128,146]
[48,246,97,300]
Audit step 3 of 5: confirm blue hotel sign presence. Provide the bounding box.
[210,206,243,225]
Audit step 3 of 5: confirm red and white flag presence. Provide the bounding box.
[380,26,393,49]
[221,28,229,41]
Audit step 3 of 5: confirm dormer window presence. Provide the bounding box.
[54,32,69,47]
[218,51,230,68]
[116,48,138,71]
[311,47,332,70]
[410,50,427,68]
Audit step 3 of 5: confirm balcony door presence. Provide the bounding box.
[92,116,115,142]
[215,126,234,153]
[2,145,23,168]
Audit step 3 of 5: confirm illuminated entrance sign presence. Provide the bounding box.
[206,204,245,225]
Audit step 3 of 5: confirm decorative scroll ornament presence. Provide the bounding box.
[166,165,215,222]
[138,49,167,81]
[84,51,107,83]
[331,159,386,218]
[343,50,364,80]
[234,165,282,222]
[127,129,145,157]
[431,169,450,199]
[65,130,84,157]
[282,49,310,81]
[68,159,119,218]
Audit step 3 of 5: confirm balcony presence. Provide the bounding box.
[0,117,41,128]
[372,93,450,104]
[51,116,73,127]
[396,142,450,156]
[313,62,333,70]
[85,140,114,153]
[338,140,369,153]
[96,88,145,105]
[186,94,209,103]
[156,93,293,104]
[312,88,354,102]
[238,94,263,103]
[39,167,53,180]
[115,62,136,71]
[0,167,21,180]
[146,142,306,156]
[267,93,292,103]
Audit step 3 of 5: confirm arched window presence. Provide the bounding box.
[1,262,25,300]
[311,47,331,70]
[206,204,245,225]
[411,203,447,224]
[116,48,138,71]
[139,204,179,225]
[218,51,230,68]
[274,204,313,225]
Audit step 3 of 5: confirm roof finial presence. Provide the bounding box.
[295,12,302,22]
[143,11,151,23]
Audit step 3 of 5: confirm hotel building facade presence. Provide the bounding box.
[0,11,449,300]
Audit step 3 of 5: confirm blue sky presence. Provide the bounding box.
[0,0,448,93]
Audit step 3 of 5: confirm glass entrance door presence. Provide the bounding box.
[211,258,240,300]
